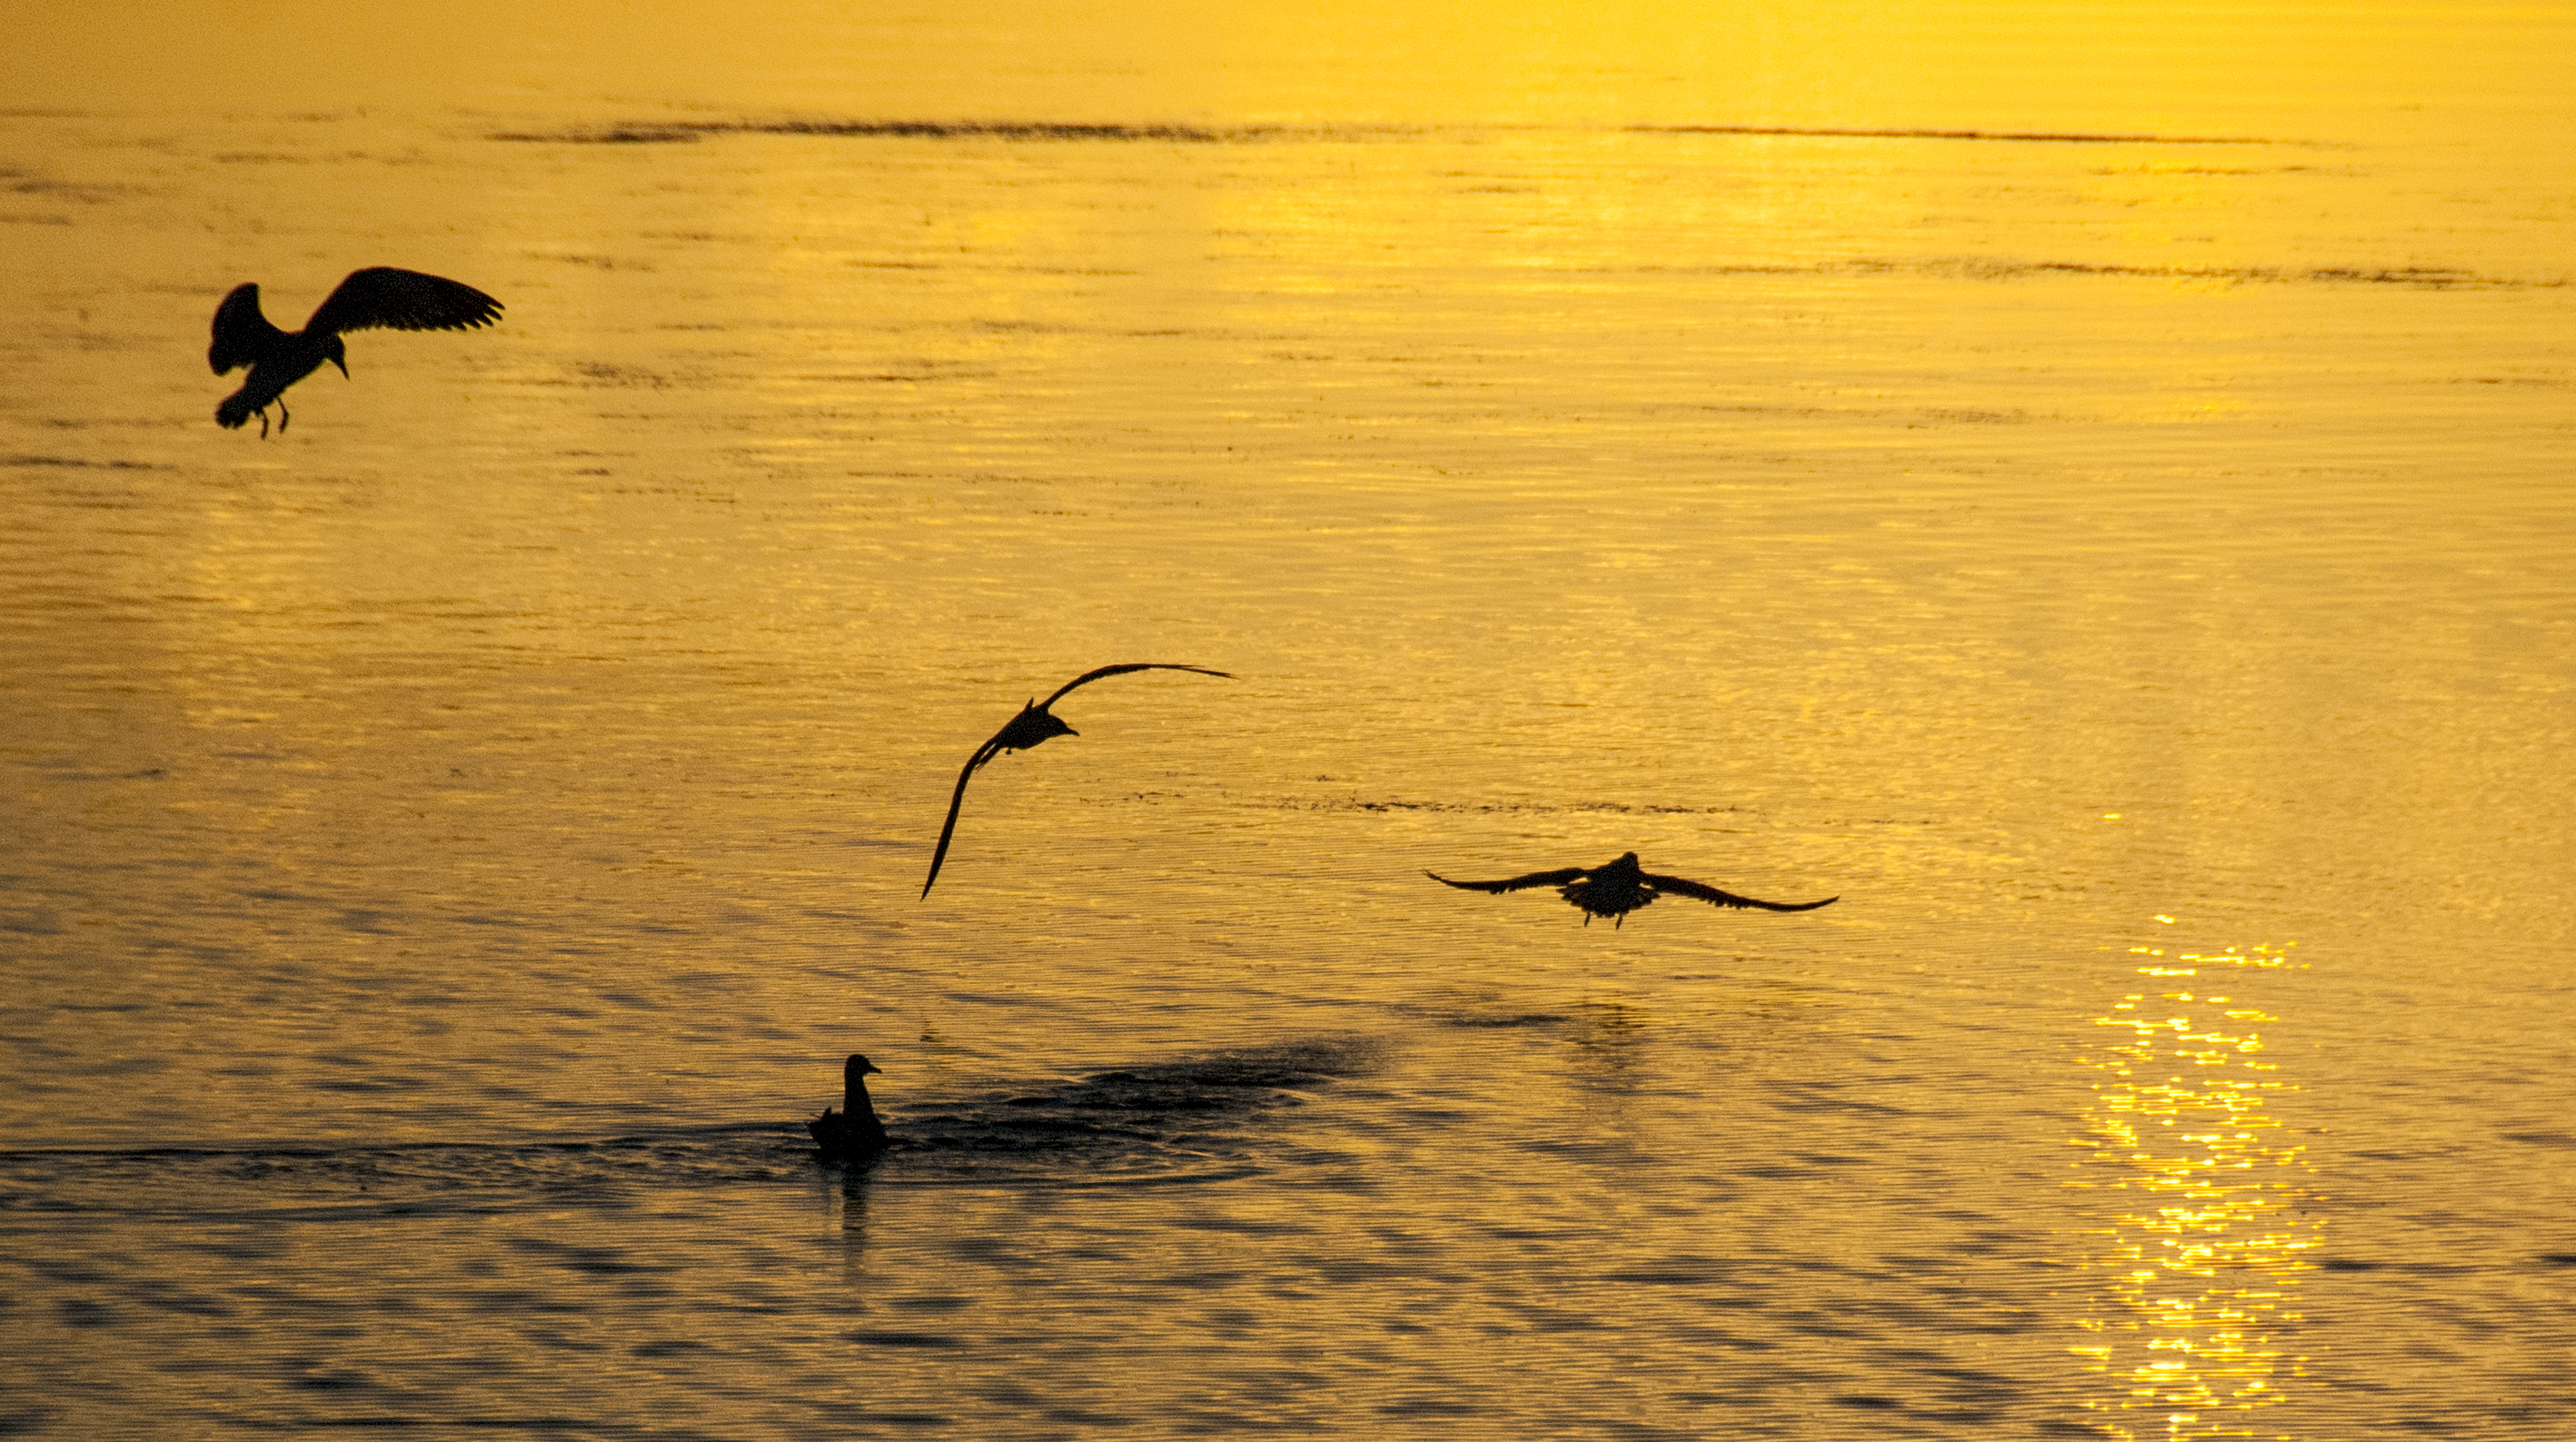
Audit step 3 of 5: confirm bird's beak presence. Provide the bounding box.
[332,357,350,380]
[860,1059,882,1075]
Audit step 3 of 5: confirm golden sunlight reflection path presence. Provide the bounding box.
[2070,933,2318,1440]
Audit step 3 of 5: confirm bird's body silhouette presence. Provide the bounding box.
[1427,850,1837,928]
[921,663,1232,897]
[208,268,502,436]
[810,1053,889,1159]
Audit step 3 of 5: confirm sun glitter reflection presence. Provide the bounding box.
[2067,940,2319,1439]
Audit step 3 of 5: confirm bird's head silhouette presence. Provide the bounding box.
[846,1054,882,1079]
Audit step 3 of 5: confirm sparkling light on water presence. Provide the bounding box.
[2071,937,2318,1439]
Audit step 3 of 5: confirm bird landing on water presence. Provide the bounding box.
[1426,850,1838,929]
[209,267,502,436]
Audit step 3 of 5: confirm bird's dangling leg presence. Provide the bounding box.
[255,408,271,440]
[276,399,292,434]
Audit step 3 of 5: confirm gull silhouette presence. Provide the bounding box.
[1426,850,1837,929]
[921,663,1232,897]
[809,1053,889,1160]
[208,267,503,436]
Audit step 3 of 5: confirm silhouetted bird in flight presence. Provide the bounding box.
[1427,850,1838,929]
[921,663,1233,897]
[208,267,502,436]
[810,1053,889,1159]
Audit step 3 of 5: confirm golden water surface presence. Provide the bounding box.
[3,3,2571,1437]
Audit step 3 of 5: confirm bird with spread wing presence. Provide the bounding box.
[208,268,502,436]
[921,664,1233,897]
[1426,850,1837,928]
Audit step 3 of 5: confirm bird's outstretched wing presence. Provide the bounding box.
[920,731,1013,898]
[1426,867,1588,893]
[920,665,1228,898]
[208,284,283,375]
[1039,663,1231,710]
[1645,874,1839,912]
[303,268,503,338]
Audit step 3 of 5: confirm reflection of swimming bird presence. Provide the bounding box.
[920,663,1233,897]
[208,268,503,436]
[1426,850,1838,929]
[810,1053,889,1159]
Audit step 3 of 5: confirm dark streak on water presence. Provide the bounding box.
[1610,258,2561,289]
[1,454,169,470]
[1300,798,1746,815]
[487,120,1385,145]
[1629,124,2289,144]
[0,1039,1378,1216]
[497,118,2284,149]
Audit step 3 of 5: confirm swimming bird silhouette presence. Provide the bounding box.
[1426,850,1837,928]
[921,663,1233,897]
[809,1053,889,1159]
[208,268,502,436]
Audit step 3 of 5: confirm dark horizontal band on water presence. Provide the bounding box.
[490,120,1327,144]
[489,119,2293,146]
[1631,124,2283,144]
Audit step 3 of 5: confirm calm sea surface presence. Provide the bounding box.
[4,4,2571,1437]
